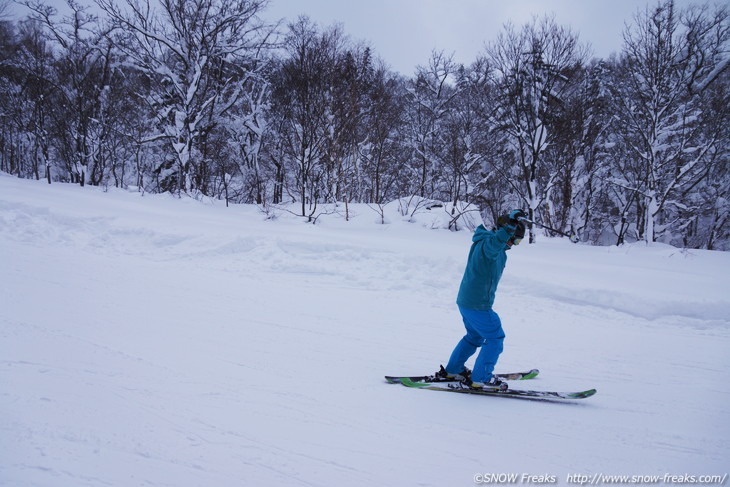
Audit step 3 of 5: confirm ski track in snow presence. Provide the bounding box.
[1,175,729,487]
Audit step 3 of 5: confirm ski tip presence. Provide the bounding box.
[397,378,430,388]
[568,389,597,399]
[521,369,540,380]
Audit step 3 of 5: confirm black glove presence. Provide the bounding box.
[508,209,528,226]
[496,209,527,243]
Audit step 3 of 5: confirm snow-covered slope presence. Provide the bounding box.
[1,174,729,487]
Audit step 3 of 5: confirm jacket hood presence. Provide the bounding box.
[473,224,513,250]
[472,224,493,243]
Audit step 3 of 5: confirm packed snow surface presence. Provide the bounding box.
[1,174,729,487]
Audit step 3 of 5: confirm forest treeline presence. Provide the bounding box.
[0,0,728,248]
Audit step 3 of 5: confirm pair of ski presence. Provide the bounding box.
[385,368,597,401]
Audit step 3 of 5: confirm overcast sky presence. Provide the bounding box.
[261,0,724,75]
[6,0,725,76]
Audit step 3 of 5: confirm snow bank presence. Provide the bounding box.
[1,177,726,323]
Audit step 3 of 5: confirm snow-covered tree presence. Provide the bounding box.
[223,70,271,205]
[612,0,728,244]
[97,0,273,194]
[22,0,116,186]
[1,2,727,250]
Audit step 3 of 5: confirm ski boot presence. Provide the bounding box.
[467,374,509,391]
[434,365,471,382]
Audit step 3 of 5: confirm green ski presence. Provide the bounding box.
[392,377,596,401]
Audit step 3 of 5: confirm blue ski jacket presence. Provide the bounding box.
[456,224,516,311]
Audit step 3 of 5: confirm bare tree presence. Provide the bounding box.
[271,17,346,220]
[681,3,730,95]
[359,63,405,206]
[486,16,587,242]
[403,50,460,201]
[14,19,54,183]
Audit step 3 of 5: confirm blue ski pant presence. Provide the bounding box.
[445,306,505,383]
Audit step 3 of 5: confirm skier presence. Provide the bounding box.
[435,209,528,389]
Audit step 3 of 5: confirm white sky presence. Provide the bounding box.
[5,0,725,76]
[262,0,725,75]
